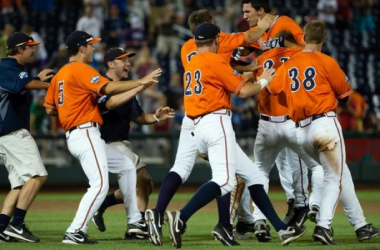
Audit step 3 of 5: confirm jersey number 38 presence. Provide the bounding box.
[288,67,317,92]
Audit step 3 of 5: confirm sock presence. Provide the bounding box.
[156,171,182,217]
[180,181,221,223]
[11,208,26,226]
[248,184,287,232]
[216,192,232,228]
[141,211,145,221]
[99,193,121,212]
[0,214,11,232]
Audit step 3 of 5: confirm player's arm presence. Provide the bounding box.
[104,85,146,110]
[25,69,54,90]
[237,67,275,98]
[45,108,58,116]
[245,15,277,44]
[134,106,175,125]
[101,68,162,95]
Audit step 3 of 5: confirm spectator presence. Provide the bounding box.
[76,6,101,38]
[317,0,338,27]
[46,43,69,71]
[155,4,180,57]
[352,0,375,34]
[103,4,127,47]
[0,23,14,58]
[21,24,48,68]
[336,0,351,31]
[347,90,368,133]
[123,15,147,50]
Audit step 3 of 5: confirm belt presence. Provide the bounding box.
[260,114,290,123]
[188,109,232,121]
[295,112,336,128]
[67,122,98,135]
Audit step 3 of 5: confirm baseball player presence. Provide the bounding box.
[91,47,175,239]
[271,20,380,245]
[43,30,161,244]
[144,8,278,246]
[0,32,53,243]
[233,0,309,238]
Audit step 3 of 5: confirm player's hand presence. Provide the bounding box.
[246,58,262,72]
[199,153,209,161]
[155,106,175,121]
[257,67,276,86]
[140,68,162,85]
[257,14,277,30]
[38,69,54,82]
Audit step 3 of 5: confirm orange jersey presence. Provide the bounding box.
[256,47,302,116]
[180,32,248,67]
[44,62,110,131]
[250,16,304,50]
[268,51,352,122]
[184,52,247,118]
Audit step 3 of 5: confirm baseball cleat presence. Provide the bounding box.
[307,206,319,223]
[125,219,148,239]
[312,225,335,245]
[283,199,295,224]
[92,211,106,232]
[288,206,310,227]
[236,221,256,234]
[0,231,17,243]
[211,223,239,246]
[355,224,380,242]
[166,210,186,248]
[278,225,306,246]
[4,223,40,243]
[145,209,163,246]
[254,220,271,242]
[62,231,98,244]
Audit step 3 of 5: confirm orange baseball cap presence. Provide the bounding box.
[65,30,101,50]
[104,47,136,64]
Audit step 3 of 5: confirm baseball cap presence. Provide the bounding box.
[104,47,136,64]
[7,32,40,49]
[65,30,101,50]
[194,23,220,41]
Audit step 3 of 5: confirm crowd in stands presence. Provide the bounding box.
[0,0,379,137]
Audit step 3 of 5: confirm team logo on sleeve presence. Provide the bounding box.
[91,76,100,83]
[345,75,351,83]
[19,72,28,79]
[232,70,240,75]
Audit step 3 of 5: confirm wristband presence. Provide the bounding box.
[258,79,269,89]
[153,114,160,122]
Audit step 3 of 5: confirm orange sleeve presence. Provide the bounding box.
[324,57,352,99]
[73,64,110,96]
[218,32,247,54]
[266,63,286,95]
[212,57,248,95]
[44,76,57,110]
[286,19,305,45]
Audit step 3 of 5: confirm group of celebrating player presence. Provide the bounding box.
[0,0,379,247]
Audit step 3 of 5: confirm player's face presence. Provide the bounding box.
[114,57,131,79]
[20,45,35,64]
[84,44,95,63]
[243,3,260,27]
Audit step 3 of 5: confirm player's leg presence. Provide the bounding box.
[136,167,153,212]
[0,188,20,242]
[235,145,306,245]
[283,148,310,227]
[167,114,237,248]
[63,128,109,244]
[106,144,146,238]
[145,116,198,246]
[1,129,47,243]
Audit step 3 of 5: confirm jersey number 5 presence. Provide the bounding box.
[58,81,64,106]
[185,70,203,96]
[288,67,316,92]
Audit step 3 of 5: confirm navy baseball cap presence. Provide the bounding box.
[7,32,40,49]
[104,47,136,64]
[65,30,101,50]
[194,23,220,41]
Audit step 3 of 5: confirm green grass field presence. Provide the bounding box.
[0,190,380,250]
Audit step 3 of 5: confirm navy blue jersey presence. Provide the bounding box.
[98,77,144,142]
[0,58,33,135]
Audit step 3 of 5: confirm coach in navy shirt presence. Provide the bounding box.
[92,47,174,239]
[0,32,53,243]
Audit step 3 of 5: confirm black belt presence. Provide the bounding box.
[68,122,98,134]
[188,110,232,121]
[260,114,290,123]
[295,114,327,128]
